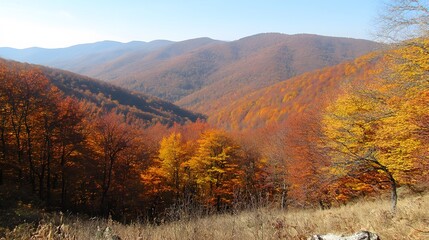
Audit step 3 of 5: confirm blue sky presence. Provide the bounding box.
[0,0,385,48]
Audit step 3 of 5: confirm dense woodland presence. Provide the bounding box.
[1,38,427,222]
[0,0,428,227]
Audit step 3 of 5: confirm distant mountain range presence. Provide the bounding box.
[0,33,382,129]
[0,40,173,70]
[0,58,203,125]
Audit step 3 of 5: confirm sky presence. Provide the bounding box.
[0,0,385,49]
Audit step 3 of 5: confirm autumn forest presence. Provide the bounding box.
[0,1,428,235]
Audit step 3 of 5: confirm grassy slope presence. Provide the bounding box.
[3,190,428,239]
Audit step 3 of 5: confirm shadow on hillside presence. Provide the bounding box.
[0,184,44,237]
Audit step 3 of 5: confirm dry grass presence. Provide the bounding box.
[3,192,428,240]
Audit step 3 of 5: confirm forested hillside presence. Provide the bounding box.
[0,58,207,223]
[1,35,427,224]
[209,52,381,129]
[174,34,379,112]
[0,59,203,126]
[1,0,429,238]
[41,66,204,125]
[0,34,379,106]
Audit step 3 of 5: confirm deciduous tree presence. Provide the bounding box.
[188,130,244,211]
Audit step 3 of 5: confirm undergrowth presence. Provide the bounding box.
[1,190,428,239]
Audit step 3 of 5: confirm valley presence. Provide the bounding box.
[1,33,380,123]
[1,2,428,236]
[2,0,429,239]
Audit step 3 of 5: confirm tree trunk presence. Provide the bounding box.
[174,168,180,201]
[61,171,67,209]
[280,181,287,209]
[101,154,115,216]
[60,146,68,209]
[12,122,24,184]
[374,158,398,213]
[39,167,45,200]
[387,171,398,213]
[0,123,5,186]
[24,119,36,191]
[46,140,52,207]
[44,117,53,207]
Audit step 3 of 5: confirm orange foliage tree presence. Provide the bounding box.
[86,112,135,215]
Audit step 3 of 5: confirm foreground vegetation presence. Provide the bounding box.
[2,189,428,240]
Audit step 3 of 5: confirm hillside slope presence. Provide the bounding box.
[106,33,380,106]
[208,52,381,129]
[174,34,380,113]
[0,58,203,125]
[0,34,380,107]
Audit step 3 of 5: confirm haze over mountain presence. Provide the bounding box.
[0,33,380,120]
[0,40,173,72]
[0,58,203,125]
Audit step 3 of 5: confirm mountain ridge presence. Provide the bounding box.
[0,33,381,124]
[174,33,381,113]
[0,58,204,126]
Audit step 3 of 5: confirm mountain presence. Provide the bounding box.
[0,40,173,73]
[0,58,204,125]
[173,33,381,113]
[0,34,380,110]
[208,52,381,129]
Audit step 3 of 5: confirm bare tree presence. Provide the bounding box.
[377,0,429,42]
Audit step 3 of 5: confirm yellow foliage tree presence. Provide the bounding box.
[158,132,188,198]
[385,38,429,178]
[323,37,429,211]
[323,88,418,212]
[188,130,244,211]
